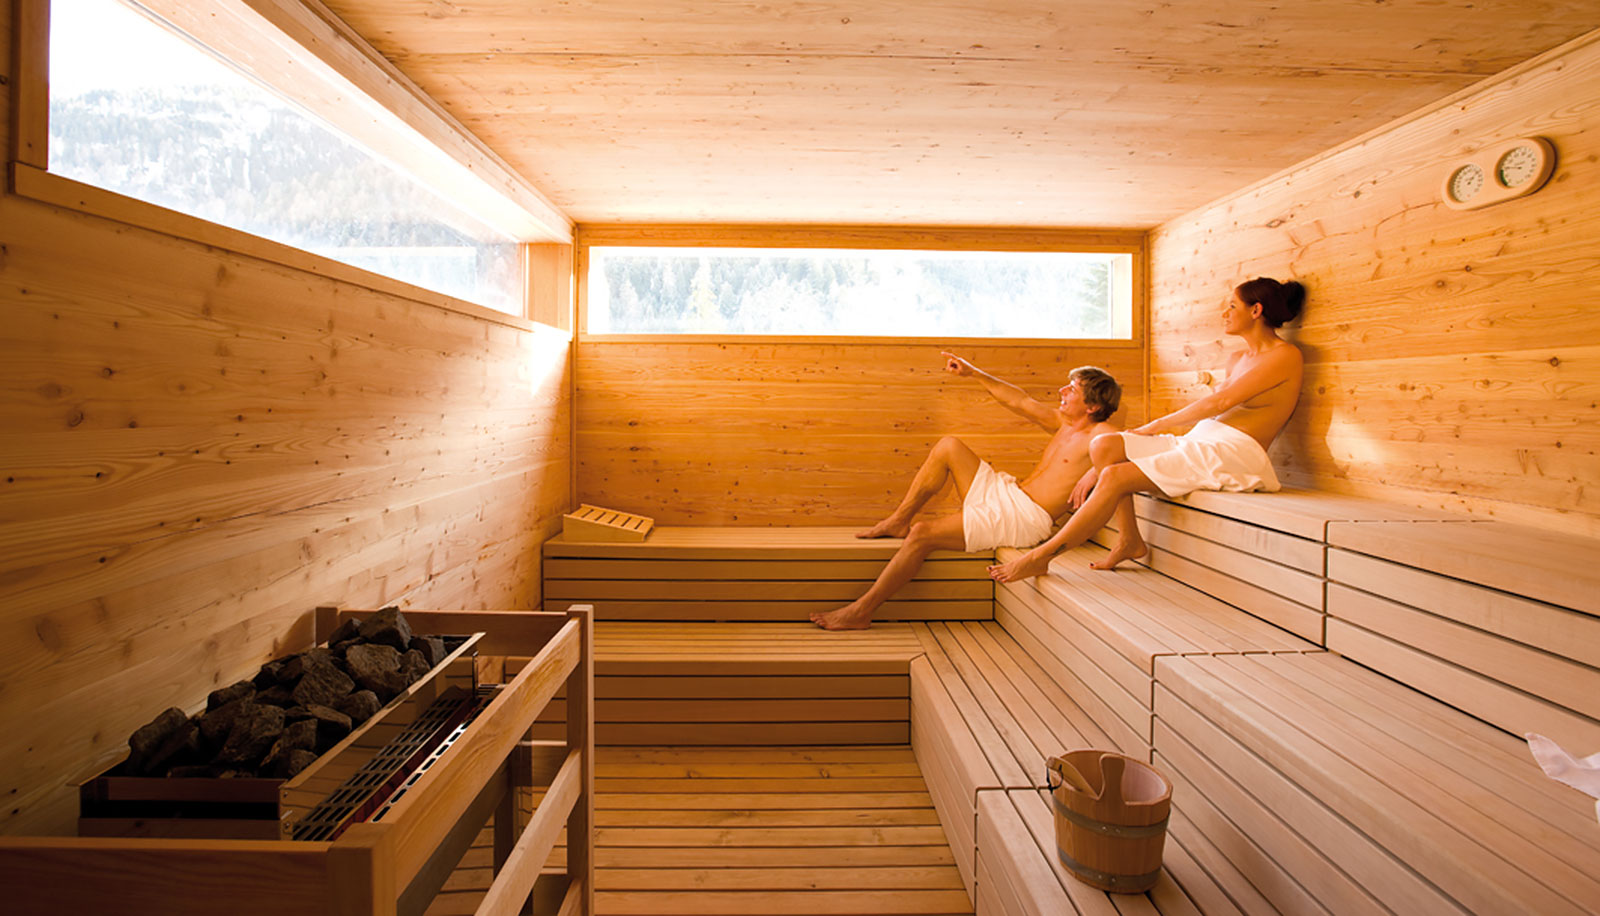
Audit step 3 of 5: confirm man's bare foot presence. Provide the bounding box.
[1090,537,1148,570]
[855,516,911,539]
[811,604,873,630]
[989,552,1051,584]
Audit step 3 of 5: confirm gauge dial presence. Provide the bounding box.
[1449,163,1485,203]
[1497,145,1541,188]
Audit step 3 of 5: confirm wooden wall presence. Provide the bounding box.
[576,342,1145,525]
[0,0,571,836]
[1149,30,1600,538]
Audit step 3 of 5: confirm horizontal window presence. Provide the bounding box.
[587,246,1134,338]
[47,0,527,314]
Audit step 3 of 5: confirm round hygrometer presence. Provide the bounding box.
[1447,163,1485,203]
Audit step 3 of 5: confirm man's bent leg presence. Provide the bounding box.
[858,436,985,539]
[815,513,967,630]
[988,461,1158,583]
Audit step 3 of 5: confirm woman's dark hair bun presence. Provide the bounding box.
[1236,277,1305,328]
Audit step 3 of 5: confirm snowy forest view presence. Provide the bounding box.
[589,248,1120,337]
[51,0,1124,333]
[48,0,521,313]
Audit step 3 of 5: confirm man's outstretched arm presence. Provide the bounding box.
[942,352,1061,431]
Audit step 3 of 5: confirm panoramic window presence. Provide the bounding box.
[587,246,1134,338]
[47,0,524,314]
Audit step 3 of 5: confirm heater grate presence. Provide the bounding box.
[291,685,493,841]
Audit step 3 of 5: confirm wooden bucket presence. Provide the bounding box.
[1047,750,1172,893]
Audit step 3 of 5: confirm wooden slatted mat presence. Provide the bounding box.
[544,526,994,622]
[526,622,925,745]
[1154,653,1600,916]
[428,745,974,916]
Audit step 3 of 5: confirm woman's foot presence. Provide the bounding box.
[1090,536,1148,570]
[855,515,911,539]
[988,552,1051,584]
[811,603,874,630]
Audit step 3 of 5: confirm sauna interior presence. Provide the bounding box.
[3,0,1600,914]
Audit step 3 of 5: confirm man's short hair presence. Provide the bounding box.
[1071,366,1121,422]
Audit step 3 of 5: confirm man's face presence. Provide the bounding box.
[1059,378,1087,416]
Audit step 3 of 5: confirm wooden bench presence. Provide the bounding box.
[993,542,1319,759]
[908,621,1238,914]
[977,789,1243,916]
[1325,518,1600,750]
[531,621,924,745]
[1101,488,1460,644]
[543,526,994,621]
[1155,652,1600,915]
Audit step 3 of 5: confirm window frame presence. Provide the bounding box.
[8,0,575,331]
[575,223,1146,348]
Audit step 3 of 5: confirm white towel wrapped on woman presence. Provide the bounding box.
[1121,418,1280,498]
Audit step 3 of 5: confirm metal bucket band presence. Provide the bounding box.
[1057,845,1164,892]
[1052,794,1170,838]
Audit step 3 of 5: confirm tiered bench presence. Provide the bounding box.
[1325,518,1600,750]
[1156,652,1600,916]
[919,534,1318,914]
[992,542,1317,759]
[1112,492,1600,915]
[1100,488,1460,644]
[528,622,924,745]
[543,526,993,621]
[910,620,1244,914]
[533,507,1600,915]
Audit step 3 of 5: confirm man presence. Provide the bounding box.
[810,352,1128,630]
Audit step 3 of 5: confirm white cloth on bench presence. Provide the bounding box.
[962,461,1054,552]
[1528,733,1600,824]
[1122,418,1280,498]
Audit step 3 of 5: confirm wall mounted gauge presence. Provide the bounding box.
[1441,137,1556,211]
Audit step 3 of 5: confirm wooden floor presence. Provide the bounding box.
[429,745,974,916]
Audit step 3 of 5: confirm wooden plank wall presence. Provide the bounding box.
[575,342,1145,525]
[0,0,572,835]
[1148,30,1600,538]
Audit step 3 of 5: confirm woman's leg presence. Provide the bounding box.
[1083,434,1149,570]
[814,513,967,630]
[988,459,1158,583]
[858,436,983,538]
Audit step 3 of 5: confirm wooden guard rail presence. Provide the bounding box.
[0,605,596,916]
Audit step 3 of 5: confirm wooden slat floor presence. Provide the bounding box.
[428,745,974,916]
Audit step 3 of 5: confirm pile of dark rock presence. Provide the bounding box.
[120,608,447,780]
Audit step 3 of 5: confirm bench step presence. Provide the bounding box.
[975,789,1234,916]
[544,526,994,621]
[528,622,922,745]
[994,543,1319,753]
[1155,653,1600,916]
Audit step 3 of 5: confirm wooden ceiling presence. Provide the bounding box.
[320,1,1599,229]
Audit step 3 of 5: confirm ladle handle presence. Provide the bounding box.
[1047,755,1094,794]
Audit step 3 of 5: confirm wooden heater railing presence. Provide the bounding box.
[0,605,595,916]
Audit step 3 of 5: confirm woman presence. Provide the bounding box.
[989,277,1306,583]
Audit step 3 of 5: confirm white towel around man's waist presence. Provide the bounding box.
[961,461,1054,553]
[1121,418,1280,498]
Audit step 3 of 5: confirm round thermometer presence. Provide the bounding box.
[1441,137,1556,211]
